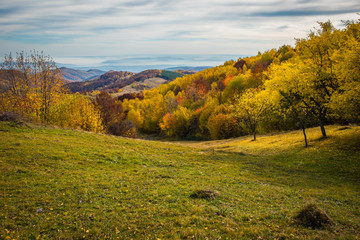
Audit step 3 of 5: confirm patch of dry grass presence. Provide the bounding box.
[181,125,360,155]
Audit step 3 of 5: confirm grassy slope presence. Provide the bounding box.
[1,122,359,239]
[116,78,168,96]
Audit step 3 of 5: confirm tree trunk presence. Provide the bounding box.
[302,126,308,147]
[252,123,257,141]
[319,110,327,138]
[320,123,327,138]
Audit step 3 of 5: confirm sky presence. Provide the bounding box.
[0,0,359,68]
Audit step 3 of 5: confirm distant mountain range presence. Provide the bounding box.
[56,54,242,73]
[60,67,106,82]
[165,66,211,72]
[64,69,186,95]
[60,66,209,82]
[1,66,197,96]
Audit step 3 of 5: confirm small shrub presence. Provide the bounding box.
[0,111,22,122]
[190,190,219,199]
[108,120,137,138]
[294,203,334,229]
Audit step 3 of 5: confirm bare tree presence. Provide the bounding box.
[0,50,65,122]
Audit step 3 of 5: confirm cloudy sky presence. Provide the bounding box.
[0,0,359,67]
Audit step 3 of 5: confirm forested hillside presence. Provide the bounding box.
[60,67,105,82]
[65,69,184,94]
[121,20,360,142]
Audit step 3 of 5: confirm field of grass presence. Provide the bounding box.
[1,122,359,239]
[117,78,168,96]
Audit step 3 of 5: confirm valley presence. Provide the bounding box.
[62,68,188,95]
[1,122,359,239]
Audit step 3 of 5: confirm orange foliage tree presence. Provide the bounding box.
[207,113,238,140]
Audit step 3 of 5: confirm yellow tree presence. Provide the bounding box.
[265,60,316,146]
[0,52,34,118]
[295,21,341,137]
[49,93,103,132]
[0,51,65,122]
[330,20,360,122]
[233,88,271,141]
[207,112,238,140]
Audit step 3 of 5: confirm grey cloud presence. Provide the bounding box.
[122,0,154,7]
[253,9,360,17]
[0,7,20,16]
[297,0,313,3]
[278,25,289,30]
[1,0,360,57]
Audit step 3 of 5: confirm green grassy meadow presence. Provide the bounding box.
[1,122,359,239]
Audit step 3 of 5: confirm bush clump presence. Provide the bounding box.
[190,190,219,199]
[108,120,137,138]
[294,203,334,229]
[0,111,22,122]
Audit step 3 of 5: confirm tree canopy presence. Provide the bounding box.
[121,20,360,141]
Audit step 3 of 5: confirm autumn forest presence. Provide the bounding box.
[1,20,359,144]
